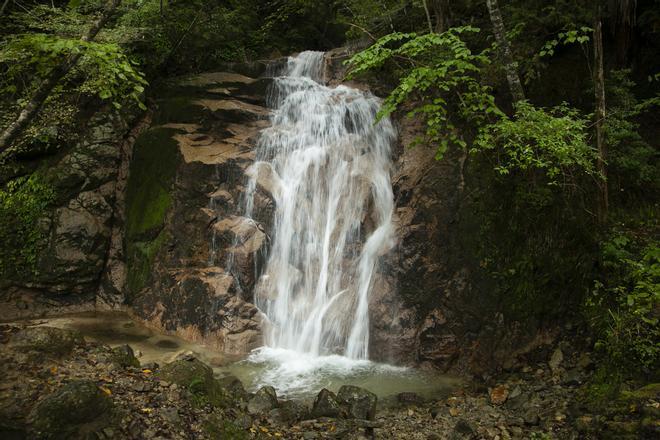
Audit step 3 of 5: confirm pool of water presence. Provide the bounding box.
[14,312,460,402]
[225,346,459,401]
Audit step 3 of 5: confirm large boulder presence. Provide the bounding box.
[247,386,278,415]
[337,385,377,420]
[160,358,215,391]
[28,380,113,439]
[311,389,345,419]
[110,344,140,368]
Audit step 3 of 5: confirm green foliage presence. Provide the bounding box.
[538,27,592,58]
[474,101,597,186]
[347,26,502,158]
[604,70,660,196]
[0,33,148,110]
[0,173,55,277]
[588,232,660,376]
[518,25,592,85]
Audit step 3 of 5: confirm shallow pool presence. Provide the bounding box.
[15,312,460,402]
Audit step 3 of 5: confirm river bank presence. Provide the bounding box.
[3,317,656,439]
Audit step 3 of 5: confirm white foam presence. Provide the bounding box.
[244,347,407,397]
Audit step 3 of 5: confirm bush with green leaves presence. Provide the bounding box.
[588,232,660,376]
[474,101,598,187]
[347,26,502,159]
[0,173,55,277]
[0,33,147,110]
[604,70,660,198]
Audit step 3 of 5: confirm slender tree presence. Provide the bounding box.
[430,0,449,33]
[594,3,609,221]
[485,0,525,103]
[422,0,434,34]
[0,0,122,153]
[612,0,637,66]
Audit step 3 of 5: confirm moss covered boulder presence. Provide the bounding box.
[9,327,83,356]
[337,385,377,420]
[247,386,278,415]
[160,358,215,389]
[159,358,237,408]
[28,380,113,439]
[110,344,140,368]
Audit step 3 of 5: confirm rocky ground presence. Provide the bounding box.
[1,324,658,439]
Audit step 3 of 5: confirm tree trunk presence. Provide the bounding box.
[422,0,434,34]
[613,0,637,66]
[485,0,525,104]
[0,0,122,153]
[431,0,449,33]
[594,4,609,222]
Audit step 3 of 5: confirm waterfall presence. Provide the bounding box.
[244,51,396,360]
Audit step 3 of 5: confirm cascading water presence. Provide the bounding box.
[243,51,397,362]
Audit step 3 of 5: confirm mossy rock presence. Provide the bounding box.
[217,374,248,402]
[159,358,214,388]
[125,126,179,298]
[619,383,660,402]
[602,420,640,439]
[110,344,140,368]
[28,380,113,439]
[203,414,249,440]
[247,386,278,415]
[159,359,232,408]
[9,327,84,356]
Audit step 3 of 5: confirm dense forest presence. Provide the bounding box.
[0,1,659,439]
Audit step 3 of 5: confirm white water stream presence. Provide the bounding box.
[243,51,396,364]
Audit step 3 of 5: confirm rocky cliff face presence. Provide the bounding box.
[126,71,273,355]
[369,115,485,371]
[0,108,141,319]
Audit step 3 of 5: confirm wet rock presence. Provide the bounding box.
[247,386,278,415]
[311,389,344,419]
[523,409,540,426]
[549,348,563,374]
[160,407,180,425]
[28,380,113,438]
[160,358,214,389]
[454,418,476,435]
[111,344,140,368]
[9,327,83,356]
[268,400,309,424]
[337,385,378,420]
[217,374,248,402]
[158,358,229,407]
[505,389,530,411]
[562,368,582,386]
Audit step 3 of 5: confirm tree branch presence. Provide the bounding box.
[0,0,122,153]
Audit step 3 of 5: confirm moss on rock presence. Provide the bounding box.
[125,127,179,298]
[28,380,113,439]
[125,127,179,240]
[110,344,140,368]
[159,359,233,408]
